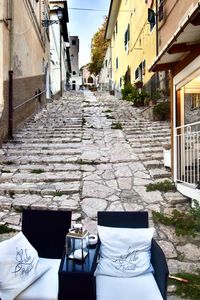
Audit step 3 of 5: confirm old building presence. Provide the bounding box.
[104,0,157,96]
[0,0,50,143]
[98,46,112,91]
[69,35,82,90]
[49,0,71,97]
[82,65,97,89]
[150,0,200,202]
[0,0,71,144]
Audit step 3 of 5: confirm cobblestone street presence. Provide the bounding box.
[0,91,199,299]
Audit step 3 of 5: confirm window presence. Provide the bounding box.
[105,60,108,67]
[158,2,164,21]
[116,57,119,70]
[115,21,118,34]
[135,68,139,80]
[142,60,146,75]
[148,9,156,31]
[120,77,122,87]
[72,40,76,45]
[72,71,76,75]
[124,24,130,53]
[191,94,200,110]
[135,64,142,81]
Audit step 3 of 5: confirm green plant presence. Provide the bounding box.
[106,115,115,119]
[82,117,86,126]
[14,207,23,213]
[53,191,64,197]
[0,224,15,234]
[0,169,11,173]
[77,159,100,165]
[169,272,200,300]
[111,122,122,129]
[121,82,135,100]
[146,180,175,192]
[104,109,112,113]
[3,161,13,165]
[8,191,15,198]
[153,101,170,121]
[152,201,200,237]
[30,169,45,174]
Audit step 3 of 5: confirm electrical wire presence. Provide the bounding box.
[68,7,134,12]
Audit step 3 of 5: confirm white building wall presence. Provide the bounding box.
[50,23,61,95]
[69,36,82,90]
[98,46,112,91]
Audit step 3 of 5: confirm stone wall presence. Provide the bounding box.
[0,74,46,145]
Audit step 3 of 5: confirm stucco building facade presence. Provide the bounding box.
[105,0,157,96]
[0,0,50,143]
[150,0,200,202]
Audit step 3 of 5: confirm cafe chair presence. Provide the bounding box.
[0,209,71,300]
[95,211,169,300]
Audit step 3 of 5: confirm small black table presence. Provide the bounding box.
[58,244,99,300]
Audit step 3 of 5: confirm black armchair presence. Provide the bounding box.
[97,211,169,300]
[22,209,72,259]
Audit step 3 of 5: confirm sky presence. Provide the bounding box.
[67,0,111,68]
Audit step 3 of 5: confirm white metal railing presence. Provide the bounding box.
[175,121,200,186]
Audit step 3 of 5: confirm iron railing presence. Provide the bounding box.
[175,121,200,186]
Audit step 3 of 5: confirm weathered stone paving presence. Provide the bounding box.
[0,91,199,299]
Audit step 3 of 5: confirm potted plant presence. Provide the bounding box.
[163,144,171,168]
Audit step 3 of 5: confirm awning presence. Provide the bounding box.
[149,1,200,72]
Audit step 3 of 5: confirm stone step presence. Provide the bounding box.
[126,132,170,138]
[0,193,80,211]
[125,130,170,136]
[138,153,164,161]
[129,143,167,149]
[124,126,170,132]
[133,146,164,154]
[19,127,82,132]
[2,155,79,164]
[149,168,171,179]
[2,143,82,150]
[14,132,82,138]
[0,181,80,195]
[5,138,82,143]
[0,163,80,172]
[3,149,81,156]
[143,160,163,169]
[127,137,170,143]
[0,171,81,183]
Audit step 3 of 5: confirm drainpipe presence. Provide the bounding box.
[8,0,14,138]
[60,27,62,97]
[155,0,159,91]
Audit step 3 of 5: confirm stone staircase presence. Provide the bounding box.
[95,94,172,181]
[0,96,83,218]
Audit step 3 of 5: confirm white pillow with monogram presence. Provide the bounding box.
[95,226,154,277]
[0,231,50,300]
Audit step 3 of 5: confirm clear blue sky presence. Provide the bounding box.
[67,0,110,68]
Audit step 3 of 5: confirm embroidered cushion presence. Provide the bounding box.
[0,232,50,300]
[95,226,154,277]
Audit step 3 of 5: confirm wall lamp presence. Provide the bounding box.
[42,7,63,27]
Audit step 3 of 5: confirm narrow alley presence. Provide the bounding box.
[0,91,199,299]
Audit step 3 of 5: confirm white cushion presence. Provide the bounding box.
[96,273,163,300]
[95,226,154,277]
[15,258,60,300]
[0,232,49,300]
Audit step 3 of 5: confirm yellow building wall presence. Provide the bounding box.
[12,0,48,78]
[110,0,156,92]
[0,1,3,111]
